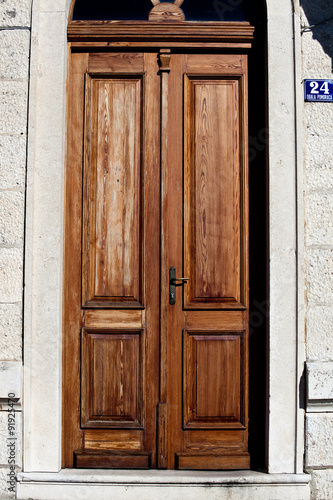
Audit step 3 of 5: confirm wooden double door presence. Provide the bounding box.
[63,48,250,470]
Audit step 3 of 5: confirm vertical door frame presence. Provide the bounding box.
[21,0,305,478]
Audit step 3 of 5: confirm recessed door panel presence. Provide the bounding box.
[184,75,245,309]
[81,329,144,428]
[82,75,143,308]
[183,331,245,429]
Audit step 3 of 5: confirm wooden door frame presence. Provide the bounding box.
[20,0,306,483]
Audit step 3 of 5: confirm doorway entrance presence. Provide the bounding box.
[63,1,254,470]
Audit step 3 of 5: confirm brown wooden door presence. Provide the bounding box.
[63,49,249,470]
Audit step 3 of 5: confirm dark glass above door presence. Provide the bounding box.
[72,0,259,23]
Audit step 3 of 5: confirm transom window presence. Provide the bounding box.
[72,0,257,22]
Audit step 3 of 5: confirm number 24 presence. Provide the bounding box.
[310,81,329,94]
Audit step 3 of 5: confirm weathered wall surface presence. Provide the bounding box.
[301,1,333,499]
[0,0,31,497]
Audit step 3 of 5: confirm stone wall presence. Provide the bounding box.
[301,1,333,499]
[0,0,31,497]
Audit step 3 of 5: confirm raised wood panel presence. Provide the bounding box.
[82,75,143,308]
[81,329,144,428]
[84,429,142,451]
[84,310,142,329]
[185,311,246,331]
[184,75,244,309]
[183,331,245,429]
[176,453,250,470]
[75,451,151,469]
[88,52,144,73]
[186,54,245,74]
[185,430,245,452]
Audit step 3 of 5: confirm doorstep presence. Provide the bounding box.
[17,470,310,500]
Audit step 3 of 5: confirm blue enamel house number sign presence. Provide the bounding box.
[304,79,333,102]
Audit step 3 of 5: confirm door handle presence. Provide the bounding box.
[169,267,189,305]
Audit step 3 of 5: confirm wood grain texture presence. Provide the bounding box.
[186,54,245,74]
[159,48,171,407]
[82,76,142,307]
[88,52,144,73]
[68,21,255,46]
[176,453,250,470]
[64,46,250,470]
[62,51,88,467]
[185,430,245,452]
[185,311,246,331]
[157,402,168,468]
[71,41,253,50]
[84,429,142,450]
[75,451,151,468]
[81,329,144,428]
[183,331,245,429]
[184,76,242,308]
[148,3,185,22]
[84,310,142,329]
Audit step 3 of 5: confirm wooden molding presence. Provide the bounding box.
[159,48,171,72]
[68,21,254,48]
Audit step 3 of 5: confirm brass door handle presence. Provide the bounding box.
[169,267,189,305]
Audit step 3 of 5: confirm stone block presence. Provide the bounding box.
[0,191,24,247]
[305,192,333,246]
[307,362,333,411]
[305,136,333,191]
[0,362,22,404]
[0,81,28,135]
[306,306,333,361]
[309,470,333,500]
[0,0,31,27]
[306,248,333,305]
[304,102,333,138]
[306,414,333,467]
[0,30,30,80]
[0,248,23,303]
[0,135,26,190]
[0,304,22,361]
[0,410,21,467]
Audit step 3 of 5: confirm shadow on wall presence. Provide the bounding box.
[301,0,333,71]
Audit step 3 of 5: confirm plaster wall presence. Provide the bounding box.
[0,0,31,497]
[301,2,333,499]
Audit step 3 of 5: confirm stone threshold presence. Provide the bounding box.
[17,470,311,500]
[18,469,310,485]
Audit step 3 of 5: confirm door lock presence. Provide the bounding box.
[169,267,189,305]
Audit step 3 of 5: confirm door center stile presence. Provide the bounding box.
[158,48,171,469]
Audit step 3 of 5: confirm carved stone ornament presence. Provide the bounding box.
[149,0,185,21]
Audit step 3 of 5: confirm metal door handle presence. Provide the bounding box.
[169,267,189,305]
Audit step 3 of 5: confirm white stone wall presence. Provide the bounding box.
[301,2,333,499]
[0,0,31,497]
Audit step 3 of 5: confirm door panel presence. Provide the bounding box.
[63,49,249,470]
[184,76,243,308]
[82,74,143,308]
[183,331,245,430]
[81,329,144,428]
